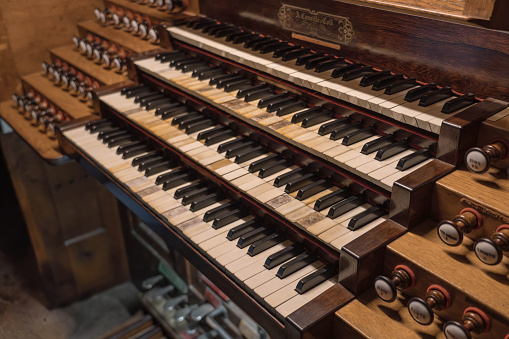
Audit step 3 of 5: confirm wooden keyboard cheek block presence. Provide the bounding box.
[384,231,509,338]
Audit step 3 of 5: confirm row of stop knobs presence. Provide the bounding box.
[11,93,63,137]
[374,266,497,339]
[94,8,161,43]
[72,36,127,72]
[437,208,509,265]
[41,62,98,103]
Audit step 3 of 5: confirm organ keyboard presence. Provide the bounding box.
[53,0,509,338]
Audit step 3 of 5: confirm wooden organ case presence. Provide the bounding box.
[44,0,509,337]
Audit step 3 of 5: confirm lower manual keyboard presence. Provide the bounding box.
[63,119,338,322]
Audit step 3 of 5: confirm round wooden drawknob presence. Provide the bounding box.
[437,209,481,246]
[474,225,509,265]
[408,285,450,325]
[443,308,489,339]
[465,141,507,173]
[374,265,414,303]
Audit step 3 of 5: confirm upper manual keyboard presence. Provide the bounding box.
[165,18,482,134]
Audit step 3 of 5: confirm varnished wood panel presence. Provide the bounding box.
[0,0,103,102]
[198,0,509,100]
[433,167,509,240]
[0,130,129,307]
[477,112,509,170]
[0,100,63,162]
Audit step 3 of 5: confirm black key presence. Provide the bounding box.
[162,173,195,190]
[182,62,210,73]
[361,134,395,154]
[296,53,324,66]
[161,108,190,120]
[186,119,215,134]
[245,88,274,102]
[291,107,323,123]
[210,73,237,86]
[329,121,362,140]
[384,78,417,95]
[205,130,236,146]
[217,75,244,89]
[305,56,334,70]
[203,202,239,222]
[273,167,306,187]
[331,63,363,78]
[314,189,350,211]
[257,93,287,108]
[252,38,278,52]
[266,98,297,113]
[264,245,305,269]
[342,126,377,146]
[174,58,202,70]
[155,103,182,116]
[225,79,252,92]
[343,66,375,81]
[155,168,184,184]
[247,36,272,50]
[225,142,257,158]
[213,209,249,229]
[284,173,316,193]
[249,154,280,172]
[295,265,336,294]
[145,161,176,177]
[359,70,391,87]
[259,159,290,178]
[237,227,273,248]
[134,92,160,103]
[237,84,267,99]
[123,145,153,159]
[277,252,316,278]
[227,220,261,240]
[328,195,363,219]
[178,115,208,130]
[248,233,286,256]
[375,139,409,161]
[194,20,218,30]
[189,193,224,212]
[132,153,161,166]
[199,68,226,81]
[192,66,218,78]
[202,22,226,34]
[174,182,207,199]
[138,157,167,171]
[225,30,249,42]
[405,84,438,102]
[372,74,404,91]
[282,48,311,61]
[318,117,350,136]
[156,51,184,60]
[260,41,288,54]
[314,58,346,73]
[396,148,431,171]
[296,180,331,200]
[160,53,188,64]
[217,137,248,153]
[108,135,136,147]
[276,101,306,116]
[232,32,259,45]
[172,112,200,125]
[441,93,477,114]
[140,94,166,107]
[86,118,110,129]
[419,87,453,107]
[187,18,212,28]
[100,129,127,141]
[181,187,216,205]
[241,34,262,47]
[301,111,334,128]
[235,146,266,164]
[273,45,301,58]
[215,26,242,38]
[121,84,145,95]
[197,126,228,140]
[348,206,386,231]
[90,122,115,133]
[146,98,173,110]
[124,88,153,98]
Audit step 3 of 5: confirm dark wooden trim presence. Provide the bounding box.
[389,159,455,228]
[285,284,354,339]
[437,98,508,165]
[338,219,406,295]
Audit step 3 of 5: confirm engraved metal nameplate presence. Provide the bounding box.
[278,4,354,46]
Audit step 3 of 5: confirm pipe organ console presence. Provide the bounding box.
[2,0,509,337]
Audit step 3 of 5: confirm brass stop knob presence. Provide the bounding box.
[408,285,450,325]
[465,141,507,173]
[374,265,414,302]
[443,307,489,339]
[474,225,509,265]
[437,209,481,246]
